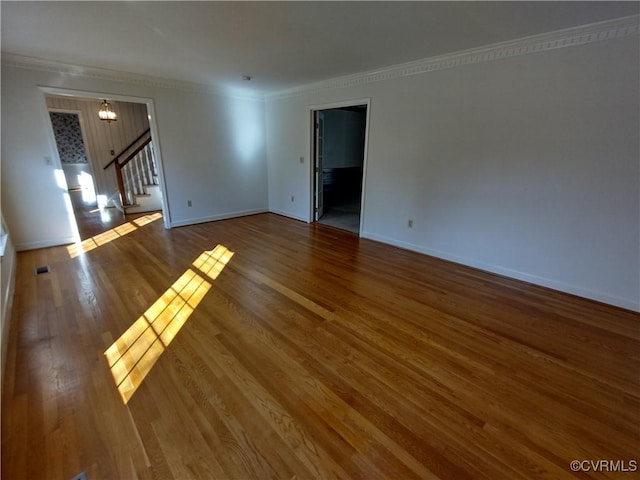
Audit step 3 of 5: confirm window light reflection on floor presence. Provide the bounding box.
[192,244,235,281]
[133,212,163,227]
[67,212,163,258]
[105,244,234,404]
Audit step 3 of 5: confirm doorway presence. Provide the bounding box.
[48,109,96,199]
[47,107,104,239]
[312,103,368,234]
[43,89,168,239]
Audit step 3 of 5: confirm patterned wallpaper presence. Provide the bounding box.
[49,112,89,164]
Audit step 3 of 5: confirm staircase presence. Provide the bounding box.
[104,129,162,214]
[121,141,162,213]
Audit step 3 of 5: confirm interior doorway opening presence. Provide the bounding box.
[44,91,167,240]
[312,103,368,234]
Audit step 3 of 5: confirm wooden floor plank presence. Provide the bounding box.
[2,212,639,479]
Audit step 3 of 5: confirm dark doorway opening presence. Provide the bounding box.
[313,104,367,234]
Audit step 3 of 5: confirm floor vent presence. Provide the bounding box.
[70,472,87,480]
[35,265,51,275]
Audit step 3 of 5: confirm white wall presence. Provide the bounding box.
[266,36,640,311]
[1,215,17,385]
[1,64,268,249]
[157,89,268,227]
[1,66,79,249]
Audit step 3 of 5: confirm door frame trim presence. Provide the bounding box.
[38,86,171,229]
[307,98,371,235]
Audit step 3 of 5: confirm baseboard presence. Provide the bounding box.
[361,231,639,312]
[268,208,310,223]
[15,236,77,251]
[169,208,268,228]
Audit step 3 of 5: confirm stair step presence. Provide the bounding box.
[124,204,160,214]
[125,182,163,214]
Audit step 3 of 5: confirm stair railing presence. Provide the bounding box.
[104,129,155,207]
[121,143,158,206]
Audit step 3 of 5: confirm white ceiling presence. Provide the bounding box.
[2,1,638,95]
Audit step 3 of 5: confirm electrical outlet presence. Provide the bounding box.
[187,200,192,207]
[291,195,295,202]
[299,156,304,164]
[408,219,413,228]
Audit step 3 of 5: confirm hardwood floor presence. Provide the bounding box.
[2,213,638,479]
[68,188,154,240]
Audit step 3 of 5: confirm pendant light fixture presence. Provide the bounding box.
[98,99,118,123]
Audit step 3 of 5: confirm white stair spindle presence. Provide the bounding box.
[135,155,144,195]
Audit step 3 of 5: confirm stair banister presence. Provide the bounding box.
[103,128,152,206]
[103,128,151,170]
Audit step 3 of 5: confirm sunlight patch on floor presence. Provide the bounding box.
[67,213,163,258]
[192,244,235,281]
[105,244,233,404]
[132,212,163,227]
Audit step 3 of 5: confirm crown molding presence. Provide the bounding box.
[2,14,637,103]
[268,14,640,100]
[0,53,264,101]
